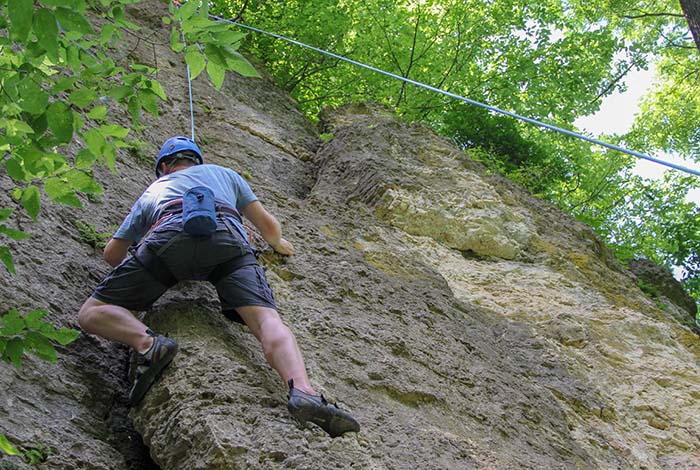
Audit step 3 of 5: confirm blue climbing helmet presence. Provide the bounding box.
[155,136,203,177]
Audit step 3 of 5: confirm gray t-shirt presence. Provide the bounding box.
[114,164,257,243]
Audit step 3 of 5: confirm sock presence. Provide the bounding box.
[139,330,157,358]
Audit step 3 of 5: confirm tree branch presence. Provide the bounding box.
[586,60,639,108]
[622,13,684,19]
[360,0,404,75]
[233,0,250,22]
[397,8,422,106]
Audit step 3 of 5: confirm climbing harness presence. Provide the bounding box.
[192,12,699,177]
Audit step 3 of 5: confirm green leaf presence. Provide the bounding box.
[75,115,87,141]
[75,149,97,168]
[55,192,82,207]
[185,48,206,80]
[103,142,116,171]
[227,52,260,78]
[46,101,74,143]
[87,105,108,120]
[121,71,142,87]
[182,15,212,33]
[6,119,35,137]
[65,44,81,72]
[146,79,167,100]
[197,0,208,18]
[0,225,31,241]
[207,60,225,90]
[23,309,48,330]
[42,152,67,174]
[28,113,48,137]
[35,8,59,62]
[66,170,103,194]
[25,331,57,362]
[69,89,99,109]
[127,95,140,126]
[0,246,15,274]
[131,64,156,74]
[83,128,105,156]
[177,0,198,20]
[0,209,12,222]
[55,7,95,35]
[4,158,27,182]
[115,18,139,31]
[3,338,24,368]
[139,91,159,116]
[44,177,72,200]
[170,26,184,52]
[99,124,129,138]
[100,23,116,45]
[0,433,21,456]
[45,327,80,345]
[1,309,25,335]
[214,30,245,46]
[18,79,49,115]
[41,0,77,6]
[107,85,133,101]
[22,185,41,220]
[204,43,227,67]
[8,0,33,41]
[51,77,78,94]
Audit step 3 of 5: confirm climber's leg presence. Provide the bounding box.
[236,305,315,395]
[78,297,154,353]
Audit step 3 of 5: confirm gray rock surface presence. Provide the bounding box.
[1,1,700,469]
[628,258,698,318]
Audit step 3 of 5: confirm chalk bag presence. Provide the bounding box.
[182,186,217,236]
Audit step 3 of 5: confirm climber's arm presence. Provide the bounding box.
[103,238,133,267]
[241,201,294,256]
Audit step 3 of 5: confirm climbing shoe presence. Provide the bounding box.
[129,329,178,405]
[287,379,360,438]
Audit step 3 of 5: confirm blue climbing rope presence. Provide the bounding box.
[173,2,196,141]
[207,14,700,177]
[182,30,196,142]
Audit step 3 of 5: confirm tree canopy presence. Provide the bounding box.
[211,0,699,308]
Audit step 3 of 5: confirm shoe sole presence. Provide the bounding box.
[288,395,360,438]
[129,343,179,406]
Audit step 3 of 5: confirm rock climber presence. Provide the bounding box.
[77,136,359,438]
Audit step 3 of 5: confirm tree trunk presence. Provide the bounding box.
[680,0,700,54]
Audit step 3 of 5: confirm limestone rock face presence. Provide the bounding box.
[628,258,698,318]
[1,1,700,469]
[315,105,535,260]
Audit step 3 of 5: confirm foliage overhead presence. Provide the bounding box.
[211,0,699,307]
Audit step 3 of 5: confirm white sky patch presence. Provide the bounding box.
[575,66,655,135]
[574,65,700,205]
